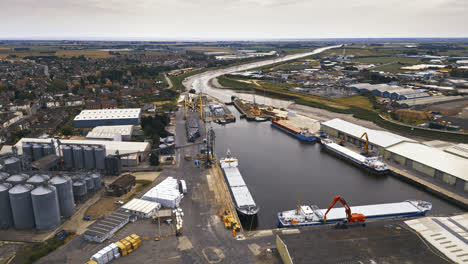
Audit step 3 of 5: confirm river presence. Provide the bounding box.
[211,106,463,229]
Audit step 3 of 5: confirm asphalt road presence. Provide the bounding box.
[182,45,341,108]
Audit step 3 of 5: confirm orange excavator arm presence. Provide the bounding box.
[359,132,369,152]
[323,195,365,223]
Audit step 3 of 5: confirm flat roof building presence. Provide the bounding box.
[15,138,150,166]
[86,125,134,141]
[385,141,468,192]
[121,198,161,218]
[73,108,141,128]
[322,118,415,154]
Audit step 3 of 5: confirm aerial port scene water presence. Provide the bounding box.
[0,1,467,264]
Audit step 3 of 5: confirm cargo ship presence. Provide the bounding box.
[271,119,317,142]
[321,139,389,174]
[219,150,259,219]
[278,200,432,228]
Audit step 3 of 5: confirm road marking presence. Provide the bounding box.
[177,236,193,251]
[248,243,261,256]
[202,247,225,264]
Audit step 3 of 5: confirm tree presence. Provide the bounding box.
[60,125,73,136]
[48,79,67,92]
[149,151,160,166]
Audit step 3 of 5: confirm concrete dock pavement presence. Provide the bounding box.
[388,164,468,210]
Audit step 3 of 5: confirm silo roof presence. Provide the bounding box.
[49,175,68,184]
[0,183,12,191]
[9,184,32,194]
[31,185,55,195]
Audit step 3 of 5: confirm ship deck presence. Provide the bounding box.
[221,163,257,210]
[321,201,423,221]
[325,142,367,163]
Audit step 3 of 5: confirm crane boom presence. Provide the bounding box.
[359,132,369,153]
[323,195,365,223]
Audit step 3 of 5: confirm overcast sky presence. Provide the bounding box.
[1,0,467,40]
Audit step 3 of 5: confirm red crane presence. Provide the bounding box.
[323,196,366,223]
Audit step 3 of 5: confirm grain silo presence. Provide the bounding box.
[32,144,43,161]
[0,172,9,183]
[49,175,74,218]
[94,147,106,170]
[91,173,101,190]
[72,180,87,202]
[84,146,95,169]
[62,145,73,169]
[22,142,33,160]
[43,144,55,156]
[84,176,95,193]
[31,185,61,231]
[73,146,84,169]
[4,157,21,172]
[0,183,13,229]
[26,174,48,186]
[6,173,29,185]
[9,184,35,229]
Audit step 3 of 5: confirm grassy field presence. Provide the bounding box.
[351,56,421,64]
[219,75,369,111]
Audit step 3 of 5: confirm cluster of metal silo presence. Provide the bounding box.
[22,142,55,162]
[0,171,102,230]
[62,145,106,170]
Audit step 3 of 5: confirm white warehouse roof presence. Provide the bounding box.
[323,118,415,148]
[387,141,468,181]
[86,125,134,141]
[74,108,141,121]
[15,138,150,157]
[121,198,161,215]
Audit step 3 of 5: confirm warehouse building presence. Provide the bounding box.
[121,198,161,218]
[73,108,141,128]
[86,125,134,141]
[83,210,132,243]
[14,138,150,166]
[395,95,465,108]
[322,119,414,155]
[385,141,468,192]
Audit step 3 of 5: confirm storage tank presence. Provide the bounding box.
[32,144,44,161]
[91,173,101,190]
[94,147,106,170]
[62,145,73,169]
[43,144,55,156]
[31,185,61,231]
[22,143,33,160]
[49,175,74,218]
[0,183,13,229]
[4,157,21,172]
[6,173,29,185]
[27,174,48,186]
[0,172,10,183]
[72,180,87,202]
[84,146,95,169]
[73,146,84,169]
[9,184,35,229]
[84,176,95,193]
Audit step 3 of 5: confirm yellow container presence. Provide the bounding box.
[130,234,140,240]
[115,241,127,256]
[86,261,98,264]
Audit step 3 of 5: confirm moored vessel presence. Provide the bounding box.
[271,119,317,142]
[220,150,259,219]
[278,199,432,228]
[321,138,389,174]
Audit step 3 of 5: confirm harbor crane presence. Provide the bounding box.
[338,134,347,146]
[323,195,365,224]
[359,132,371,154]
[184,93,204,120]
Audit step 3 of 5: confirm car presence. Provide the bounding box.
[115,200,124,205]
